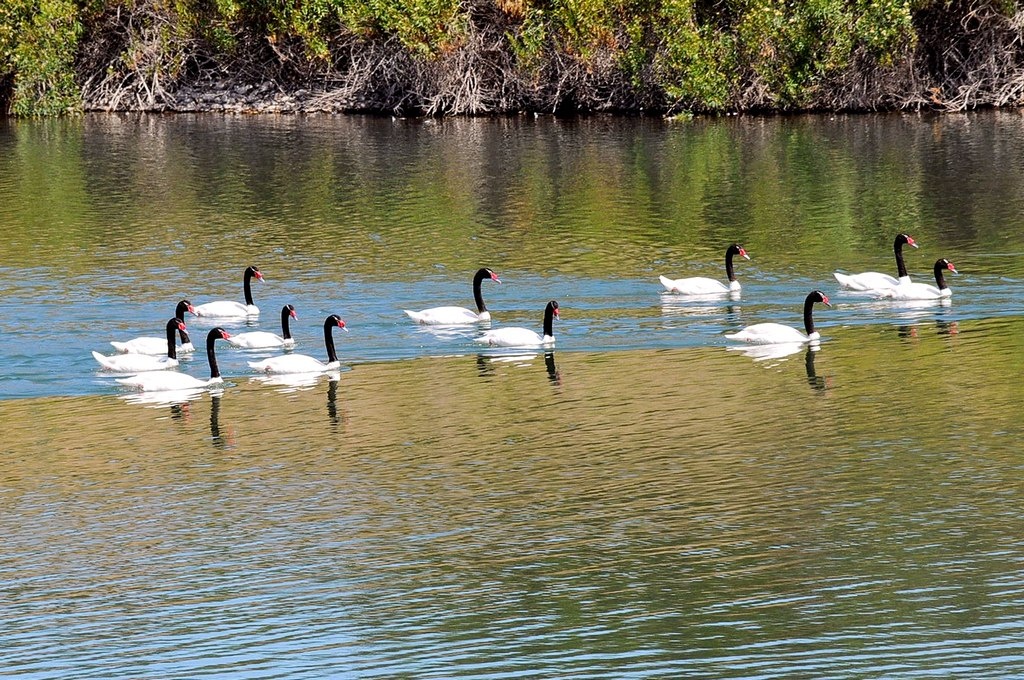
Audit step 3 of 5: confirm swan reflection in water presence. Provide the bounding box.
[898,319,960,343]
[250,370,341,394]
[120,386,215,408]
[209,394,237,449]
[659,291,741,319]
[727,341,808,363]
[804,346,829,392]
[475,351,561,385]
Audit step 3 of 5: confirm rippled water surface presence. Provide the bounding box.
[2,112,1024,678]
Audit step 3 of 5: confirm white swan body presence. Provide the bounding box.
[95,318,187,372]
[405,268,501,324]
[660,244,749,294]
[111,300,197,354]
[476,301,558,348]
[726,291,830,344]
[93,351,179,372]
[876,259,956,301]
[194,265,263,318]
[111,337,195,355]
[117,370,221,391]
[406,305,487,324]
[834,233,917,290]
[117,328,231,391]
[248,315,346,374]
[228,304,297,349]
[726,323,819,344]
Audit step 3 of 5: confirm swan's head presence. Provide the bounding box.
[810,290,831,307]
[247,265,264,282]
[210,328,231,341]
[898,233,918,248]
[548,300,560,318]
[179,299,198,317]
[177,320,188,332]
[729,243,750,260]
[487,268,501,284]
[938,258,957,274]
[285,304,298,319]
[328,314,349,332]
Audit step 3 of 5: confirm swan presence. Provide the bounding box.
[247,315,347,374]
[725,290,831,344]
[476,300,559,347]
[94,318,187,372]
[834,233,918,290]
[228,304,297,349]
[116,328,232,391]
[111,299,197,354]
[660,243,750,294]
[876,259,956,300]
[194,265,263,318]
[404,267,501,324]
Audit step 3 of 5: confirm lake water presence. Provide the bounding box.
[2,112,1024,678]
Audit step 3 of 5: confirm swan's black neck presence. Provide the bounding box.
[281,305,294,339]
[543,301,559,338]
[894,235,910,278]
[164,319,179,360]
[206,329,223,378]
[725,246,738,282]
[934,260,950,290]
[175,300,192,344]
[802,295,818,336]
[472,268,491,313]
[243,267,258,306]
[323,316,341,363]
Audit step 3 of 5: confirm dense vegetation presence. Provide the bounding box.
[2,0,1024,116]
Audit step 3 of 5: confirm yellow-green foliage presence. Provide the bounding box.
[0,0,82,115]
[0,0,958,116]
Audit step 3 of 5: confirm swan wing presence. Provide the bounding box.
[833,271,901,291]
[248,354,331,374]
[93,351,178,372]
[725,323,808,344]
[659,275,729,295]
[116,370,208,391]
[876,283,944,300]
[228,331,287,349]
[404,306,480,325]
[475,327,547,348]
[194,301,259,317]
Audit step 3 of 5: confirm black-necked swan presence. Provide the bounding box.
[247,314,347,373]
[476,300,559,347]
[194,265,263,317]
[834,233,917,290]
[660,243,750,294]
[228,304,298,349]
[876,259,956,300]
[404,267,501,324]
[111,299,197,354]
[725,290,831,344]
[94,318,187,372]
[116,328,232,391]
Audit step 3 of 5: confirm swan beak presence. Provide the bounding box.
[291,310,298,319]
[822,296,832,307]
[338,320,349,332]
[948,263,958,273]
[178,322,188,331]
[221,331,232,339]
[187,305,197,316]
[739,248,750,260]
[491,273,502,284]
[908,238,919,248]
